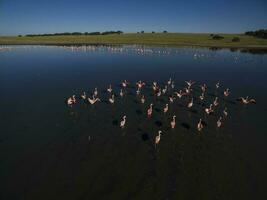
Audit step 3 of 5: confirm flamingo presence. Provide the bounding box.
[88,95,100,105]
[67,95,75,106]
[200,84,207,93]
[155,130,162,148]
[171,115,176,129]
[223,107,228,117]
[175,90,183,99]
[94,87,98,96]
[213,97,219,106]
[169,96,175,103]
[107,85,112,93]
[237,96,256,104]
[163,104,169,114]
[109,94,115,104]
[199,92,205,101]
[152,82,158,92]
[136,80,145,89]
[185,80,195,88]
[217,117,222,128]
[205,104,214,115]
[141,95,145,104]
[167,78,172,85]
[216,82,220,89]
[120,116,127,128]
[187,98,193,108]
[147,103,153,117]
[171,81,175,89]
[197,119,204,131]
[136,87,141,95]
[157,89,161,97]
[122,80,129,88]
[119,89,124,97]
[162,85,168,94]
[224,88,230,97]
[81,91,86,100]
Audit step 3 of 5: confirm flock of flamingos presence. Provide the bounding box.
[66,78,256,148]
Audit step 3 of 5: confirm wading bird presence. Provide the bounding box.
[224,88,230,97]
[147,103,153,117]
[197,119,204,131]
[187,98,193,108]
[171,115,176,129]
[205,104,214,115]
[88,95,100,105]
[81,92,86,100]
[109,94,115,104]
[217,117,222,128]
[120,115,127,128]
[237,96,256,104]
[223,107,228,117]
[163,104,169,113]
[107,85,112,93]
[213,97,219,106]
[141,95,145,104]
[155,130,162,148]
[94,87,98,96]
[119,89,124,97]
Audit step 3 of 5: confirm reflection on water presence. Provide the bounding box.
[0,45,267,199]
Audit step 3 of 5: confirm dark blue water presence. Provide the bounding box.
[1,45,267,199]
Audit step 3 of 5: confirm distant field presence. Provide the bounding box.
[1,33,267,48]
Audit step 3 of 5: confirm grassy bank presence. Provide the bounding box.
[1,33,267,49]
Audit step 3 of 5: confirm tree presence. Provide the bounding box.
[141,31,144,34]
[152,31,155,33]
[163,30,167,33]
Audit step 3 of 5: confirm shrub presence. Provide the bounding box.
[232,37,240,42]
[212,35,224,40]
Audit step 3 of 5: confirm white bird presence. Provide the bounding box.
[152,82,158,92]
[107,85,112,93]
[136,87,141,95]
[171,81,175,89]
[197,119,204,131]
[67,95,75,106]
[187,98,193,108]
[94,87,98,96]
[200,84,207,93]
[175,90,183,98]
[155,130,162,148]
[167,78,172,85]
[120,115,127,128]
[162,85,167,94]
[136,80,145,89]
[213,97,219,106]
[224,88,230,97]
[223,107,228,117]
[109,94,115,104]
[217,117,222,128]
[216,82,220,89]
[205,104,214,115]
[199,92,205,101]
[119,89,124,97]
[169,96,175,103]
[88,95,100,105]
[157,89,162,97]
[171,115,176,129]
[147,103,153,117]
[238,96,256,104]
[185,80,195,88]
[163,104,169,113]
[81,91,86,100]
[122,80,129,88]
[141,95,145,104]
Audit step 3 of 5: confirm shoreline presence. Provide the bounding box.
[1,33,267,50]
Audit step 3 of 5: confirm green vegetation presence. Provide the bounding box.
[1,33,267,49]
[212,34,224,40]
[25,31,123,37]
[245,29,267,39]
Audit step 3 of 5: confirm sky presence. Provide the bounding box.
[0,0,266,36]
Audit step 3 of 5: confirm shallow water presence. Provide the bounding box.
[1,45,267,200]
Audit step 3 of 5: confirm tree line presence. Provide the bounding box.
[245,29,267,39]
[24,31,123,37]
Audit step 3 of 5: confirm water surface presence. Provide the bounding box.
[1,45,267,200]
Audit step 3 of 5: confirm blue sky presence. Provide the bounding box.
[0,0,266,35]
